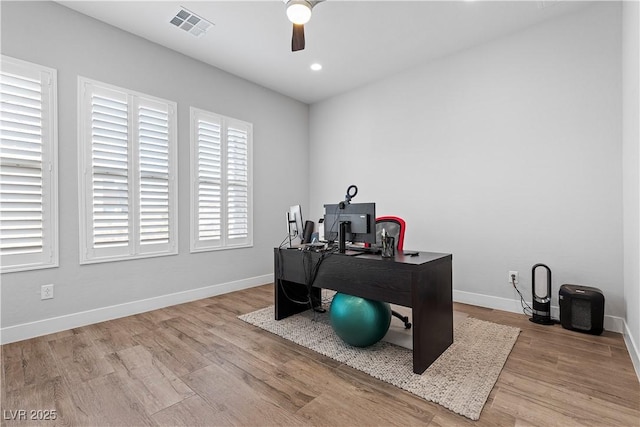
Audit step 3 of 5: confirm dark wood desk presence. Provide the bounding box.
[274,248,453,374]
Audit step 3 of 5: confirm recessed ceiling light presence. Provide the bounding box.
[310,63,322,71]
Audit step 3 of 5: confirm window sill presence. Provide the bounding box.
[79,250,179,266]
[1,261,59,274]
[189,243,253,254]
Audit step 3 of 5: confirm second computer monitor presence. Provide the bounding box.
[323,202,376,245]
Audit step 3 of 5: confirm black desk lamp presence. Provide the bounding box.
[337,185,357,253]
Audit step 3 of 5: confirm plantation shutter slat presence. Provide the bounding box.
[0,56,57,272]
[90,90,129,249]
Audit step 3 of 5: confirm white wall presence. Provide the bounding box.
[310,4,624,319]
[622,0,640,375]
[1,0,633,352]
[0,1,309,341]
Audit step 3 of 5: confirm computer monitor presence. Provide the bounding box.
[287,205,304,243]
[323,202,376,245]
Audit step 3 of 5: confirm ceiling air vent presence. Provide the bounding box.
[170,7,213,37]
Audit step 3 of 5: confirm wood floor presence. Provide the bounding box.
[1,284,639,426]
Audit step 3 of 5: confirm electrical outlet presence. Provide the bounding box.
[41,284,54,300]
[509,271,519,284]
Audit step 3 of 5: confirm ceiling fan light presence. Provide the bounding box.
[287,1,312,25]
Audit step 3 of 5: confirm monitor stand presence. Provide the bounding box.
[338,221,351,254]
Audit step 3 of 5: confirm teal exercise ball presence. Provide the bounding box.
[329,293,392,347]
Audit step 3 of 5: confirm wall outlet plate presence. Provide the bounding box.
[41,284,54,300]
[509,271,519,284]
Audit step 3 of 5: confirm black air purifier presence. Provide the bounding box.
[559,284,604,335]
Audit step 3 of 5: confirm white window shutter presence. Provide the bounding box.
[0,56,57,273]
[195,115,223,247]
[89,87,130,253]
[1,72,44,255]
[79,77,176,263]
[225,122,250,245]
[190,108,252,252]
[138,99,171,249]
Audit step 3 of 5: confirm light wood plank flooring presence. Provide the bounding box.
[1,284,639,426]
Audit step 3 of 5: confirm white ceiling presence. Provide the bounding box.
[57,0,592,104]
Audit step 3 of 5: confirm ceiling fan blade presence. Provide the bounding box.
[292,23,305,51]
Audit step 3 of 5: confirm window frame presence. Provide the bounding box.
[0,55,58,273]
[189,107,253,253]
[77,77,178,264]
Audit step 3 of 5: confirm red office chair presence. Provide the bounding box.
[376,216,405,252]
[376,216,411,329]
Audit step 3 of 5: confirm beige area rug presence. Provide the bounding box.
[239,303,520,420]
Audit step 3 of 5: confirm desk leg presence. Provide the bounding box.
[412,257,453,374]
[273,250,323,320]
[275,280,321,320]
[274,280,321,320]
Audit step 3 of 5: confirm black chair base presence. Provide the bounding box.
[392,310,411,329]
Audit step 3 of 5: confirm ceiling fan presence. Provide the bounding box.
[284,0,324,52]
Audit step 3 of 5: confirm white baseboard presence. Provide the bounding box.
[453,289,525,315]
[0,274,272,345]
[453,289,625,334]
[623,321,640,380]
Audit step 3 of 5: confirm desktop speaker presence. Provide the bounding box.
[302,220,314,244]
[318,218,325,242]
[559,284,604,335]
